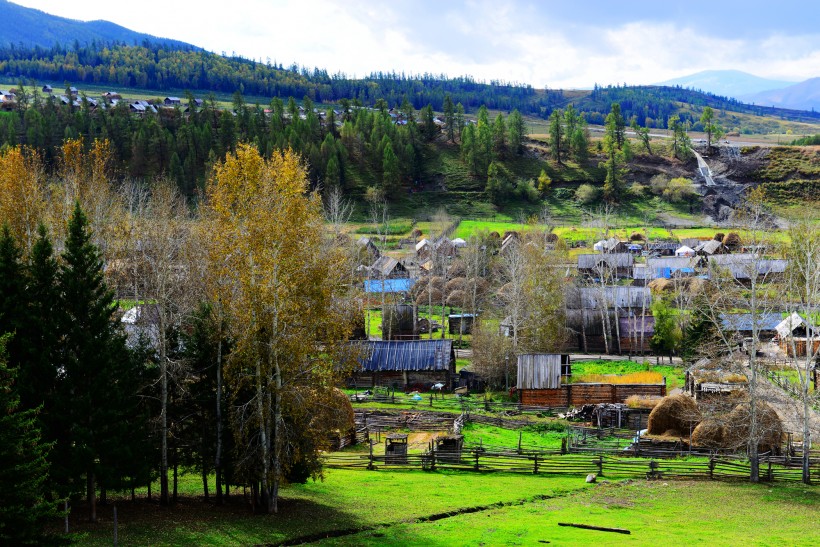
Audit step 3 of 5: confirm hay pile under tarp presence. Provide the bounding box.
[646,394,700,436]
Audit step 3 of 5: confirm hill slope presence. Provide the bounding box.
[740,78,820,112]
[0,0,196,50]
[657,70,796,99]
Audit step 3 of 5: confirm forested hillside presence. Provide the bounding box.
[3,42,820,124]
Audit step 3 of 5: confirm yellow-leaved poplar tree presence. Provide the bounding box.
[204,144,357,513]
[0,146,45,254]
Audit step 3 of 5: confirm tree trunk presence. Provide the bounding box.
[271,363,283,514]
[215,332,224,504]
[87,472,97,523]
[173,452,179,503]
[160,327,169,506]
[255,353,272,513]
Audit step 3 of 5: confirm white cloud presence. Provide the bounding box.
[9,0,820,87]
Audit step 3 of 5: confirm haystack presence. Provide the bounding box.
[648,278,675,293]
[445,277,467,294]
[446,289,467,307]
[629,232,646,242]
[723,232,741,249]
[646,394,700,436]
[722,402,782,452]
[713,232,725,242]
[545,232,559,243]
[411,228,423,238]
[691,419,725,449]
[415,288,443,306]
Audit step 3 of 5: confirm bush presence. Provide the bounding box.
[649,174,670,196]
[663,177,696,202]
[575,183,599,204]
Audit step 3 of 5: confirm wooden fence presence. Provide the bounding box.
[323,449,820,483]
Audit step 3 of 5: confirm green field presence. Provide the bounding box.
[326,479,820,546]
[571,359,685,390]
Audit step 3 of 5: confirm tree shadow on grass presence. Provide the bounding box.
[52,494,367,546]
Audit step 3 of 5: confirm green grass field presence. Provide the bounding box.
[571,359,685,390]
[325,479,820,546]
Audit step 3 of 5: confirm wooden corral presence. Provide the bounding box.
[520,383,666,407]
[779,338,820,358]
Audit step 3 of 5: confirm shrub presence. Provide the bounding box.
[575,183,599,204]
[663,177,696,202]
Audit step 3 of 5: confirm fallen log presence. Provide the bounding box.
[558,522,631,535]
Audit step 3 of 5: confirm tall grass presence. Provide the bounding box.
[572,371,664,384]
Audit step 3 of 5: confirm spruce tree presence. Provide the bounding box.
[0,225,25,368]
[56,202,143,521]
[0,335,63,546]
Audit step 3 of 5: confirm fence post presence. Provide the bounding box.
[709,458,715,480]
[518,431,523,454]
[561,437,567,455]
[597,455,604,477]
[474,450,480,471]
[533,454,539,475]
[368,441,374,470]
[767,458,773,482]
[431,445,437,471]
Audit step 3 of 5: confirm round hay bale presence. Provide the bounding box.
[545,232,559,243]
[503,230,520,240]
[445,277,467,294]
[329,387,356,431]
[489,231,500,240]
[446,289,467,307]
[648,278,674,293]
[630,232,646,242]
[722,401,782,452]
[646,394,700,436]
[691,419,725,449]
[713,232,725,242]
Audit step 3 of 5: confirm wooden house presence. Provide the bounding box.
[695,239,728,256]
[42,84,53,93]
[775,312,820,357]
[577,253,634,279]
[368,255,409,279]
[350,339,456,390]
[164,96,182,106]
[647,241,680,256]
[618,316,655,353]
[719,312,782,341]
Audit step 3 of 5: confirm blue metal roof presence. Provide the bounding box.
[357,340,455,372]
[364,278,415,294]
[720,313,783,332]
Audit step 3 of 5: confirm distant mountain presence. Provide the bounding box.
[0,0,197,50]
[657,70,796,99]
[739,78,820,112]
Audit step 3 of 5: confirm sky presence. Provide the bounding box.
[10,0,820,88]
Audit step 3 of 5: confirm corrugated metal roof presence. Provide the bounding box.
[517,354,563,389]
[720,313,783,332]
[357,340,454,371]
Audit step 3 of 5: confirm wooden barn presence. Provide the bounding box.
[618,316,655,353]
[350,339,456,391]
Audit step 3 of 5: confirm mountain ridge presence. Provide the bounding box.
[0,0,197,50]
[657,70,799,99]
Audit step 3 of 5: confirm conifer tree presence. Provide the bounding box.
[55,202,143,521]
[0,334,63,546]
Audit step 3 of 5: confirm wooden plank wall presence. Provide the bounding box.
[520,383,666,406]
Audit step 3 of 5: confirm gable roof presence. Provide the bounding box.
[356,339,455,371]
[370,255,404,277]
[720,313,783,333]
[775,312,814,339]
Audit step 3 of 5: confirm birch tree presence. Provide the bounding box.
[205,144,356,513]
